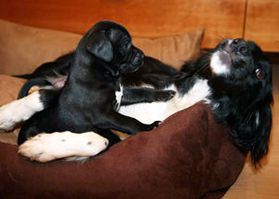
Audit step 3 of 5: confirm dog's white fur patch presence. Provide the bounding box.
[18,131,109,162]
[0,91,44,132]
[119,79,211,124]
[210,51,231,75]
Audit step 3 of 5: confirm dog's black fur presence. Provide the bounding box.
[17,21,175,145]
[180,39,273,164]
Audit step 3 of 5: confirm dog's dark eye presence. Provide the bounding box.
[239,46,248,55]
[255,68,265,80]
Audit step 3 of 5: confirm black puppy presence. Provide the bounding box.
[17,21,168,146]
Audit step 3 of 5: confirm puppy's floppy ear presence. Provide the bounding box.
[86,32,113,62]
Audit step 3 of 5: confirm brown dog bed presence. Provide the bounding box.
[0,20,245,198]
[0,103,245,199]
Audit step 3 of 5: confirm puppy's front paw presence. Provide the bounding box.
[18,132,109,163]
[154,90,176,102]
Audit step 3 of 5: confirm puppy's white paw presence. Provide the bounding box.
[18,131,109,163]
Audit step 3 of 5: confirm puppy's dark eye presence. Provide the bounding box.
[255,68,265,80]
[105,29,111,36]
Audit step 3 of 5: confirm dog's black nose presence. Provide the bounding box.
[231,38,248,55]
[232,38,243,45]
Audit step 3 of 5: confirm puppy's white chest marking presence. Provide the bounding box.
[119,79,211,124]
[114,84,123,111]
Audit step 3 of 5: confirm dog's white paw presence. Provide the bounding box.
[18,131,109,162]
[0,91,44,132]
[0,103,18,132]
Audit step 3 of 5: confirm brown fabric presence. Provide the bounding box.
[133,31,203,68]
[0,19,202,74]
[0,20,81,75]
[0,75,25,144]
[0,103,245,199]
[0,75,25,105]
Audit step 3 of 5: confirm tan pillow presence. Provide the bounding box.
[0,19,203,74]
[134,32,202,69]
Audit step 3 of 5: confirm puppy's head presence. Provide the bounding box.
[209,39,273,164]
[79,21,144,77]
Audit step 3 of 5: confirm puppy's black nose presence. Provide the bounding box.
[135,47,144,60]
[140,52,144,59]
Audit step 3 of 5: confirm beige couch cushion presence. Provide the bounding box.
[0,19,203,74]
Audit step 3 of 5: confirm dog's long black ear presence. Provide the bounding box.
[86,32,113,62]
[249,99,272,165]
[235,96,273,165]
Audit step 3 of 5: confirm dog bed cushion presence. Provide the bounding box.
[0,19,203,74]
[0,102,245,199]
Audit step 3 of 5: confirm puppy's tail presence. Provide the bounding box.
[17,78,52,99]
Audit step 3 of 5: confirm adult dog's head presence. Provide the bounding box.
[77,21,144,77]
[198,39,273,165]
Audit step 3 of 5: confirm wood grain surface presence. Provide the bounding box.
[0,0,246,49]
[245,0,279,52]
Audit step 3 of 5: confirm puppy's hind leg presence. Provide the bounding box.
[18,131,109,163]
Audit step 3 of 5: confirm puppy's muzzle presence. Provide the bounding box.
[120,46,144,73]
[130,47,144,67]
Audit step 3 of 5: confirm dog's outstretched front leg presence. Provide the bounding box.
[18,131,109,162]
[0,89,59,132]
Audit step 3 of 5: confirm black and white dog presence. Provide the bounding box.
[120,39,273,165]
[0,38,272,164]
